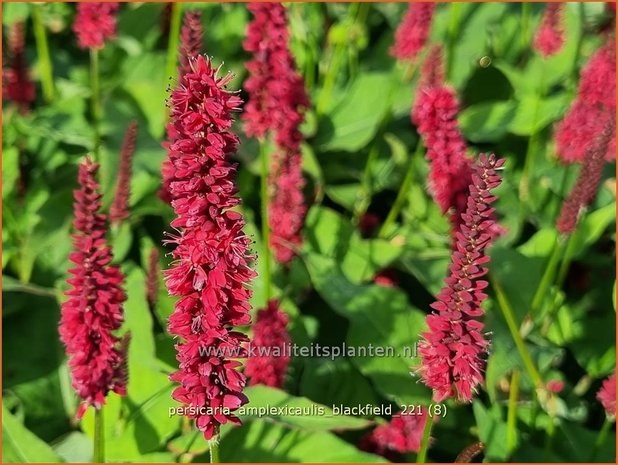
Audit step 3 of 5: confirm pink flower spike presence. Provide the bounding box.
[245,300,291,388]
[390,3,436,62]
[73,3,119,50]
[597,373,616,417]
[110,121,138,224]
[59,158,127,418]
[418,154,505,402]
[534,3,565,57]
[164,55,256,440]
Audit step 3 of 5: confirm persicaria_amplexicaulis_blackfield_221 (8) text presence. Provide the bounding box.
[59,157,128,420]
[163,55,256,440]
[418,154,505,402]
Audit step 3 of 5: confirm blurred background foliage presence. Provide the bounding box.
[2,2,616,463]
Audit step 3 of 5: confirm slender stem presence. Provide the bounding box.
[520,2,531,59]
[530,235,561,317]
[590,417,613,461]
[543,414,556,460]
[208,436,220,463]
[416,414,433,463]
[519,62,546,207]
[316,40,346,116]
[556,232,578,288]
[94,407,104,463]
[446,2,462,80]
[32,4,55,102]
[379,138,422,238]
[506,370,520,455]
[352,137,381,224]
[165,2,182,83]
[259,141,272,302]
[491,275,544,389]
[90,49,101,158]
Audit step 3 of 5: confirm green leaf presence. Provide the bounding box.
[2,147,20,199]
[459,101,516,142]
[220,419,386,463]
[508,94,569,136]
[304,253,431,405]
[472,400,510,461]
[242,385,370,431]
[52,432,92,463]
[2,405,62,463]
[316,72,395,152]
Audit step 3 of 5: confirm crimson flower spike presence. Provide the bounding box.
[164,55,256,440]
[73,2,119,50]
[178,11,203,77]
[534,3,565,57]
[418,154,505,402]
[110,121,138,224]
[243,2,309,264]
[412,46,474,233]
[160,10,204,204]
[2,22,35,112]
[59,158,127,419]
[555,37,616,164]
[597,372,616,418]
[245,300,291,388]
[359,408,430,459]
[390,2,436,62]
[556,117,615,235]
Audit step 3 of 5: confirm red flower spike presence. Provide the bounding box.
[178,11,203,78]
[597,372,616,417]
[160,10,204,205]
[534,3,565,57]
[110,121,138,224]
[164,55,256,440]
[2,22,35,112]
[59,158,127,418]
[390,3,435,62]
[556,118,615,235]
[418,154,505,402]
[73,3,119,50]
[412,47,474,232]
[555,38,616,164]
[245,300,291,388]
[243,3,309,264]
[360,409,430,458]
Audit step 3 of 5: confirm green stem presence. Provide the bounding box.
[506,370,520,455]
[530,235,561,316]
[94,407,104,463]
[32,4,55,102]
[590,417,613,461]
[90,49,101,158]
[416,414,433,463]
[209,436,220,463]
[556,232,578,287]
[544,415,556,460]
[378,139,422,238]
[491,275,544,389]
[165,2,182,85]
[520,2,531,58]
[446,2,462,79]
[317,40,346,116]
[260,141,273,302]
